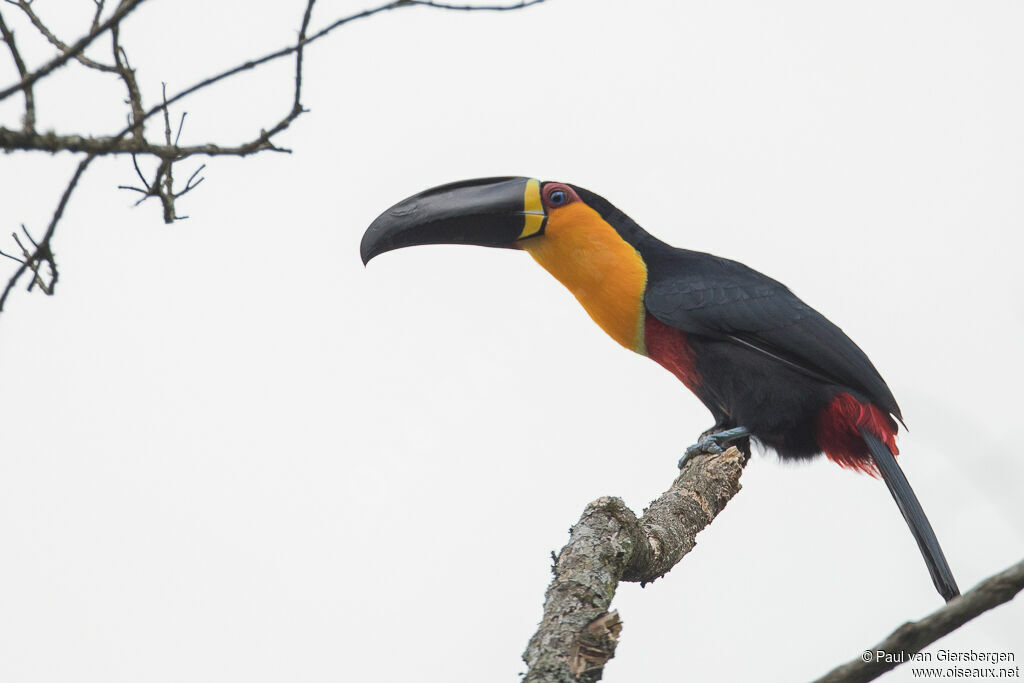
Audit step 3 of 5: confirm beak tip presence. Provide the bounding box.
[359,225,385,265]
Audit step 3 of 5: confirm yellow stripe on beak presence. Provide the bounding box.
[518,178,545,240]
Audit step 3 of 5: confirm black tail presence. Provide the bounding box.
[860,429,960,602]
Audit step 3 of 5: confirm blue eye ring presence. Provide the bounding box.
[549,189,567,206]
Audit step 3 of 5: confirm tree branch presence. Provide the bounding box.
[815,557,1024,683]
[0,155,92,311]
[0,0,547,312]
[4,0,118,73]
[0,8,34,130]
[404,0,546,9]
[0,126,301,157]
[0,0,549,159]
[522,447,748,683]
[0,0,148,103]
[111,23,145,139]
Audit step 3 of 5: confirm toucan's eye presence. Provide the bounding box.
[543,183,578,208]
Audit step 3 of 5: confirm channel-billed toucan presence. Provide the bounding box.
[360,176,960,603]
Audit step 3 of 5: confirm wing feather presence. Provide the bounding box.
[643,253,902,421]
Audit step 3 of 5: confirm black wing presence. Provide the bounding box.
[643,251,902,421]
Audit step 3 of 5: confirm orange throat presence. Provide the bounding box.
[519,203,648,353]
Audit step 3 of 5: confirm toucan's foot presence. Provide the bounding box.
[678,426,751,469]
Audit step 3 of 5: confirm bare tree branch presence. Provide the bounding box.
[4,0,118,72]
[113,83,206,220]
[111,23,145,139]
[0,8,34,130]
[0,0,148,102]
[815,557,1024,683]
[522,447,748,683]
[521,447,1023,682]
[91,1,106,32]
[0,0,551,158]
[405,0,546,9]
[0,156,91,310]
[0,127,299,157]
[0,0,548,312]
[0,225,52,293]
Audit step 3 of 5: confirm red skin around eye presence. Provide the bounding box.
[541,182,581,208]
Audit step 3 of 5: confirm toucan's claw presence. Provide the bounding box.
[678,426,751,469]
[678,438,722,469]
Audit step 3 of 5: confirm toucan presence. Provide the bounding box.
[360,176,960,603]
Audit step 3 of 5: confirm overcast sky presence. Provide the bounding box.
[1,1,1022,681]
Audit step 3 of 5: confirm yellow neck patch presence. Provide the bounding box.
[519,202,648,353]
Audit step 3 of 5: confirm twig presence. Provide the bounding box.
[176,164,205,198]
[114,84,207,221]
[814,557,1024,683]
[111,24,145,138]
[5,0,118,72]
[173,112,185,147]
[13,229,49,293]
[0,154,86,311]
[522,447,747,683]
[91,1,106,32]
[131,153,148,188]
[405,0,546,9]
[0,8,34,130]
[158,82,174,220]
[0,225,53,293]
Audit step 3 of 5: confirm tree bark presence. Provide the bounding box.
[522,447,747,683]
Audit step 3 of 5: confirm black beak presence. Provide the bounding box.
[360,176,546,264]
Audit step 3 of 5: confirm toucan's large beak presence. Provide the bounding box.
[360,176,546,264]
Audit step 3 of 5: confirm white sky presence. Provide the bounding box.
[1,1,1022,681]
